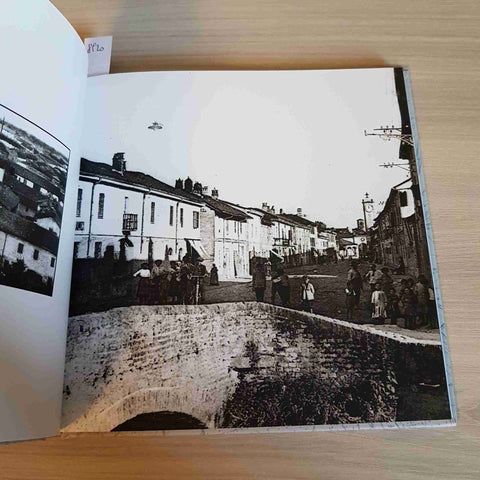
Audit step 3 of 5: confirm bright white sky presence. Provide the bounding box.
[82,69,408,228]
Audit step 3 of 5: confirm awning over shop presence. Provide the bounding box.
[187,239,209,258]
[269,249,284,261]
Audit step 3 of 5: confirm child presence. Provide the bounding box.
[345,280,357,321]
[371,282,387,324]
[301,275,315,313]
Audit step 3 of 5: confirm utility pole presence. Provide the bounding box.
[364,126,414,146]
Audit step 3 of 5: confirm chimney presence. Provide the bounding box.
[202,185,209,195]
[112,152,126,175]
[211,188,219,199]
[279,208,283,214]
[297,207,303,217]
[262,202,269,212]
[193,181,203,195]
[175,178,184,189]
[271,206,275,214]
[184,177,193,192]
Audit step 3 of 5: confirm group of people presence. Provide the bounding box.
[346,261,437,329]
[251,262,316,313]
[133,254,209,305]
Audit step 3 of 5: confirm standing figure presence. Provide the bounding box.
[371,283,387,324]
[414,275,429,327]
[169,261,180,304]
[179,255,194,304]
[399,287,417,329]
[365,264,383,293]
[133,263,151,304]
[192,256,207,304]
[386,286,399,325]
[301,275,315,313]
[347,260,363,313]
[271,269,282,304]
[150,259,163,304]
[252,262,267,302]
[278,269,291,307]
[345,280,357,321]
[210,263,219,286]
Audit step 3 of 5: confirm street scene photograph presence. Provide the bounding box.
[63,69,452,433]
[0,103,69,296]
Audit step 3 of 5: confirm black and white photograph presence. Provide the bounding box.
[0,104,69,296]
[62,68,453,433]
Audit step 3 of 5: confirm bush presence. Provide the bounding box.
[221,371,395,428]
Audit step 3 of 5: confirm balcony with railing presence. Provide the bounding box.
[122,213,138,233]
[273,237,291,247]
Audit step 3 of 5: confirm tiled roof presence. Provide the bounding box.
[282,213,315,227]
[80,158,204,205]
[202,195,251,221]
[10,180,44,209]
[0,206,59,254]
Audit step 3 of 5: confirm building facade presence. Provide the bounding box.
[74,154,204,262]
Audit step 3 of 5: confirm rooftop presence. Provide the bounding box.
[80,158,204,205]
[0,206,59,254]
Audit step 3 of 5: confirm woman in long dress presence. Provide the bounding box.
[133,263,151,304]
[210,263,219,286]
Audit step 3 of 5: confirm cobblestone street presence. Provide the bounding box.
[204,260,440,342]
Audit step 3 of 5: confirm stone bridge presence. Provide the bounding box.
[62,303,447,431]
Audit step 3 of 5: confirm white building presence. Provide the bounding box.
[74,154,204,262]
[198,188,250,280]
[0,206,58,283]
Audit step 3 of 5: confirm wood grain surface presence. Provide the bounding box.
[2,1,480,478]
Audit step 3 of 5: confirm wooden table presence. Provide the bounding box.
[2,1,480,478]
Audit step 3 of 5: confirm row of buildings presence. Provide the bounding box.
[0,137,63,291]
[74,153,339,280]
[367,69,432,281]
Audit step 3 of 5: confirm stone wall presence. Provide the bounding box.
[62,303,447,431]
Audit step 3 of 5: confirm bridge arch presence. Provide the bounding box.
[65,385,218,432]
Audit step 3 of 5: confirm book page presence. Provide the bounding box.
[63,69,454,433]
[0,0,87,442]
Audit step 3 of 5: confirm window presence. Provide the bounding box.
[33,249,39,260]
[150,202,155,224]
[76,188,82,217]
[94,241,102,259]
[399,190,408,207]
[75,221,84,231]
[193,211,199,229]
[180,208,184,227]
[98,193,105,219]
[25,180,34,188]
[73,242,80,259]
[124,196,129,213]
[17,243,24,254]
[50,257,55,268]
[226,220,229,234]
[169,205,174,226]
[234,221,237,233]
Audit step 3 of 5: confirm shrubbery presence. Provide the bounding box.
[221,371,396,428]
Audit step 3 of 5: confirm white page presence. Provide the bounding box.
[0,0,87,442]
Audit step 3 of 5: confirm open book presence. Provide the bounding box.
[0,1,455,443]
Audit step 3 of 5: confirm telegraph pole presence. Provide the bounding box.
[364,126,413,146]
